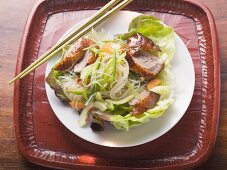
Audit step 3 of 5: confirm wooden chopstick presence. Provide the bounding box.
[9,0,125,84]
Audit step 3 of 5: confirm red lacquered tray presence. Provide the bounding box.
[14,0,220,169]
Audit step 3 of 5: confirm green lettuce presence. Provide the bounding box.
[102,98,174,131]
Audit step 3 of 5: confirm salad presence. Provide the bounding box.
[46,15,175,131]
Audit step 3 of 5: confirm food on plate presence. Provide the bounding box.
[46,15,175,131]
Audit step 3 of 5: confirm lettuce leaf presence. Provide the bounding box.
[104,98,174,130]
[46,69,71,103]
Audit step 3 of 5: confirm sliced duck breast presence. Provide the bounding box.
[125,33,164,80]
[74,50,97,73]
[129,89,160,115]
[126,51,164,80]
[55,38,94,71]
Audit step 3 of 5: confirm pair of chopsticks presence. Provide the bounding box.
[9,0,133,84]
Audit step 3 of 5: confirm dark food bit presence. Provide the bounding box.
[54,38,95,71]
[129,89,160,115]
[90,115,104,132]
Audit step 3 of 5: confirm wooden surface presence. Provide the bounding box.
[0,0,226,169]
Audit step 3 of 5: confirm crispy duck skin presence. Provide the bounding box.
[129,89,160,115]
[127,33,161,53]
[54,38,95,71]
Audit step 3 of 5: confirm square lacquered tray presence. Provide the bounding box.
[14,0,220,169]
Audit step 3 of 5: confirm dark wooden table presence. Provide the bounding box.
[0,0,226,169]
